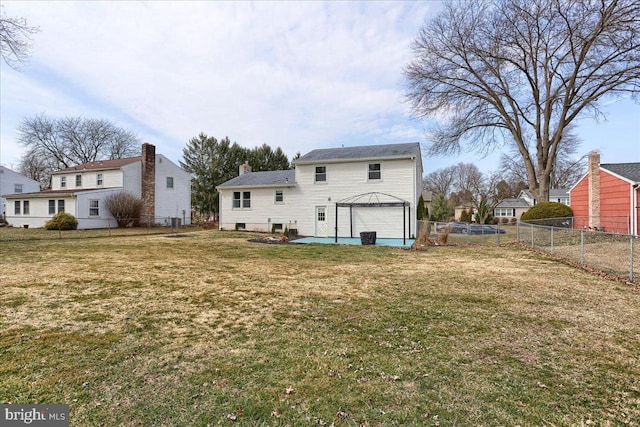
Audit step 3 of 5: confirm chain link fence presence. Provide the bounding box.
[416,219,638,282]
[517,222,638,282]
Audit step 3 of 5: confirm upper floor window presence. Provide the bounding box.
[166,177,174,189]
[315,166,327,183]
[14,184,23,193]
[60,176,67,189]
[368,163,381,180]
[89,200,99,216]
[96,173,103,186]
[275,190,284,204]
[75,175,82,187]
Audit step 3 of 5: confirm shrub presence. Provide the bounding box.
[45,212,78,230]
[0,217,8,227]
[521,202,573,226]
[104,192,144,228]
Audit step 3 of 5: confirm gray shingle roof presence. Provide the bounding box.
[601,163,640,183]
[216,170,295,189]
[496,198,532,208]
[295,142,420,164]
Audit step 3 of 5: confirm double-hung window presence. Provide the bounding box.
[75,175,82,187]
[60,176,67,189]
[14,201,20,215]
[494,208,514,217]
[96,173,103,186]
[275,190,284,204]
[89,200,99,216]
[232,191,251,208]
[49,200,56,215]
[368,163,381,180]
[23,201,29,215]
[58,200,65,213]
[166,177,174,189]
[315,166,327,183]
[14,184,23,193]
[242,191,251,208]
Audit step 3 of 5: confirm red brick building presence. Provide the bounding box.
[569,152,640,235]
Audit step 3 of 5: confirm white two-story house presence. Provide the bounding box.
[4,143,191,229]
[216,143,423,239]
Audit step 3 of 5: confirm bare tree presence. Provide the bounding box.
[103,192,143,228]
[18,114,140,186]
[0,6,39,70]
[405,0,640,202]
[423,165,457,197]
[18,147,57,189]
[499,129,587,189]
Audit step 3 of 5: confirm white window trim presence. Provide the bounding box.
[166,176,174,189]
[89,199,100,217]
[232,191,252,209]
[368,162,382,181]
[60,176,67,189]
[314,165,327,184]
[96,173,103,187]
[274,189,284,204]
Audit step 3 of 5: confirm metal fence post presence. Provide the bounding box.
[580,230,585,264]
[517,221,520,242]
[631,235,634,282]
[531,223,534,247]
[550,227,554,255]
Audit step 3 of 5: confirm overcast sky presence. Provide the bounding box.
[1,1,638,176]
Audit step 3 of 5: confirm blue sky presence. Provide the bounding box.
[1,1,638,176]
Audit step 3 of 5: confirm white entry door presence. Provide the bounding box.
[315,206,328,237]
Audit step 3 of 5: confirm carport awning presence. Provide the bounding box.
[334,192,411,244]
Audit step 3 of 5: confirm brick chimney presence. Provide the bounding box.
[141,143,156,224]
[238,161,252,176]
[588,151,600,230]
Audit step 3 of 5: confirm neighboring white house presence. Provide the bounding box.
[216,143,423,239]
[0,166,41,218]
[3,143,191,229]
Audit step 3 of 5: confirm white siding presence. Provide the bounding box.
[219,157,420,238]
[219,187,296,232]
[52,169,124,191]
[75,188,123,229]
[122,162,142,197]
[4,196,75,229]
[0,166,41,217]
[153,154,192,225]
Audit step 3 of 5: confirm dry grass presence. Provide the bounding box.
[1,230,639,426]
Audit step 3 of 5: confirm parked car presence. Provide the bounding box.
[466,224,507,235]
[437,221,469,234]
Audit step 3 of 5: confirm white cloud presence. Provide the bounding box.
[2,0,635,174]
